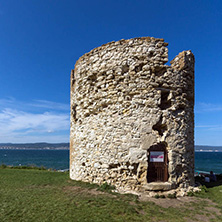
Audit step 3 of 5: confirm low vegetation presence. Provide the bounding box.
[0,164,47,170]
[0,168,221,222]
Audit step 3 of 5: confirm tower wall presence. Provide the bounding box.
[70,37,195,192]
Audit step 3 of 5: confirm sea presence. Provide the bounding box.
[0,149,221,174]
[195,152,222,174]
[0,149,69,170]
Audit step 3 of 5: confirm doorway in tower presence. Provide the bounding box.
[147,142,168,183]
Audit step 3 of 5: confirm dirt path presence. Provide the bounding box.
[139,195,222,222]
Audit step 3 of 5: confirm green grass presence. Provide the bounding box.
[0,169,222,222]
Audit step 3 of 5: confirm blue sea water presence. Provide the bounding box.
[195,152,222,174]
[0,149,69,170]
[0,149,221,174]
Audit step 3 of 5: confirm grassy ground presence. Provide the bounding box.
[0,168,222,222]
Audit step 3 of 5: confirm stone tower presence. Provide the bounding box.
[70,37,195,192]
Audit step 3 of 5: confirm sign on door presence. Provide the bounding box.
[150,151,164,162]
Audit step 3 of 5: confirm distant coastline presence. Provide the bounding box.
[195,150,222,152]
[0,148,69,150]
[195,145,222,152]
[0,143,69,150]
[0,143,222,152]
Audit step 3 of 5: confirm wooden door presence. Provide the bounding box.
[147,143,168,182]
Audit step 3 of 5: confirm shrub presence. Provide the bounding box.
[159,195,166,198]
[167,192,177,199]
[200,185,209,193]
[0,164,7,169]
[0,164,47,170]
[187,191,194,197]
[98,182,116,192]
[154,194,160,199]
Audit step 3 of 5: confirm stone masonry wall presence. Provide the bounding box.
[70,37,195,192]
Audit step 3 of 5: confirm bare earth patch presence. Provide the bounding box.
[139,196,198,208]
[140,195,221,222]
[63,186,115,197]
[205,206,221,216]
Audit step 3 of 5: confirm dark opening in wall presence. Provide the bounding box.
[152,116,167,136]
[154,66,167,76]
[71,70,75,87]
[122,64,129,74]
[135,63,144,72]
[84,112,90,117]
[160,90,171,110]
[131,163,139,175]
[101,103,108,108]
[108,163,120,169]
[87,73,97,81]
[72,104,77,122]
[149,51,154,57]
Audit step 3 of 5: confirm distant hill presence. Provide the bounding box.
[0,143,221,151]
[195,145,222,152]
[0,143,69,150]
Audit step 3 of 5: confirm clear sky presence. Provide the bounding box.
[0,0,222,145]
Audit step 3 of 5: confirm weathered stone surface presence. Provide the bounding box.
[143,182,174,191]
[70,37,195,193]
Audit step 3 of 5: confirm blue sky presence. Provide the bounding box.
[0,0,222,145]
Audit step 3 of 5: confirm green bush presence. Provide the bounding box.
[98,182,116,192]
[167,192,177,199]
[0,164,7,169]
[154,194,160,199]
[200,185,209,193]
[154,194,166,199]
[0,164,47,170]
[187,191,194,197]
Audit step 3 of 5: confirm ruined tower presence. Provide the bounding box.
[70,37,195,192]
